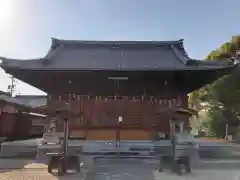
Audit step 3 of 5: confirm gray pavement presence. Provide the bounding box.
[0,158,240,179]
[91,158,156,180]
[87,158,240,180]
[2,139,240,179]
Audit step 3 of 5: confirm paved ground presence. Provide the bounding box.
[1,159,240,180]
[89,158,240,180]
[91,158,156,180]
[2,139,240,179]
[153,170,240,180]
[1,169,240,180]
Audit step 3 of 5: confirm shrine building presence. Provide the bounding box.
[0,38,238,140]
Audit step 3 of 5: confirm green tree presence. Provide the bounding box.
[189,35,240,137]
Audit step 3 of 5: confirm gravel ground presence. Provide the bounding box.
[0,160,88,180]
[0,169,87,180]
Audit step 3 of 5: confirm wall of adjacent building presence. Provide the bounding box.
[15,95,48,137]
[0,104,31,140]
[0,93,45,140]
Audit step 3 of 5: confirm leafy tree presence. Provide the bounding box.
[189,35,240,137]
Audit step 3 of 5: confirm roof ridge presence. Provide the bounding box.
[51,37,183,46]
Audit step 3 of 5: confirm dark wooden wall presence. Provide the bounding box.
[0,112,32,140]
[47,77,189,139]
[50,93,188,133]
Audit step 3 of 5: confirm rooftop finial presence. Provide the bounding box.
[51,37,60,50]
[0,57,7,65]
[179,39,184,43]
[178,39,184,48]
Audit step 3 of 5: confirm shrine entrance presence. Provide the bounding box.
[56,76,182,141]
[58,93,180,141]
[86,98,152,141]
[80,77,155,141]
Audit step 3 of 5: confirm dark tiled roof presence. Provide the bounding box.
[0,94,31,108]
[0,91,9,95]
[14,95,47,108]
[1,38,237,71]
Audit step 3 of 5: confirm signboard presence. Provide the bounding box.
[118,116,123,123]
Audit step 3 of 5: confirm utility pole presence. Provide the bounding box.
[7,76,16,97]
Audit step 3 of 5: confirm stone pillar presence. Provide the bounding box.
[179,122,184,133]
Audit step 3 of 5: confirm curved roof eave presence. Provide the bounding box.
[0,63,238,72]
[0,57,45,70]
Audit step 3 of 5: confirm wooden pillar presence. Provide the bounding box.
[63,119,69,156]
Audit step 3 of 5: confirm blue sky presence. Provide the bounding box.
[0,0,239,95]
